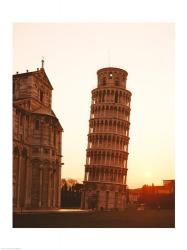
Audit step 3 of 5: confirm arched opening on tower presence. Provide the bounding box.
[115,92,118,103]
[115,78,119,86]
[102,92,106,102]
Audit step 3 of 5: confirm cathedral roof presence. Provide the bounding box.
[32,106,56,117]
[32,107,63,131]
[13,68,53,90]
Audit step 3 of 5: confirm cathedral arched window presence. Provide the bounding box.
[35,120,40,130]
[39,90,43,102]
[20,114,23,126]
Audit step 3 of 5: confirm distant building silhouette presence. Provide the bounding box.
[128,180,175,209]
[13,63,63,210]
[81,67,132,211]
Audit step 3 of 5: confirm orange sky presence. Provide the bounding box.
[13,23,175,188]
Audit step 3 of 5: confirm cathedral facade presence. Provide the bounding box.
[81,67,132,211]
[13,63,63,210]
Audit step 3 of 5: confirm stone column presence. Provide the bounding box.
[24,156,30,208]
[57,165,61,208]
[39,164,43,208]
[52,170,56,207]
[13,151,19,208]
[103,169,106,181]
[16,153,21,208]
[48,167,52,207]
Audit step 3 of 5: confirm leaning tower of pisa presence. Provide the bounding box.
[81,67,132,211]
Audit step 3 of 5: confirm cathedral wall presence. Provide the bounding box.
[13,69,63,210]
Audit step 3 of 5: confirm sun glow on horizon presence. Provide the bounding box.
[145,171,151,178]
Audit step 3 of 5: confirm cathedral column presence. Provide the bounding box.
[13,151,19,207]
[52,170,56,207]
[39,164,43,208]
[16,152,21,208]
[57,165,61,207]
[48,166,52,207]
[24,156,30,207]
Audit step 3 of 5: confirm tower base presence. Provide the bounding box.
[81,182,127,211]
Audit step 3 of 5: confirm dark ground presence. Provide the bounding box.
[13,208,175,228]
